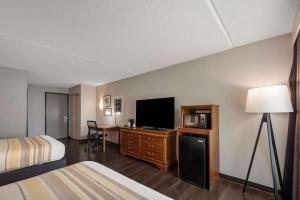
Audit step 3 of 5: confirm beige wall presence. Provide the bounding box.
[70,84,96,139]
[69,85,81,139]
[0,66,27,138]
[96,34,292,187]
[80,85,96,138]
[291,3,300,45]
[27,84,69,136]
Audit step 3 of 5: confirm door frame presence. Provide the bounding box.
[45,92,69,138]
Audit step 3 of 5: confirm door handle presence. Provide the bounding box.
[64,116,68,123]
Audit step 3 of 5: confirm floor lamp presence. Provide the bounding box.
[243,85,293,200]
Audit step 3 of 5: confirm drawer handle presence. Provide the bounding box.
[147,144,154,148]
[147,151,154,156]
[147,137,155,141]
[128,140,133,144]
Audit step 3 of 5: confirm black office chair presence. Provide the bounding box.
[84,121,103,153]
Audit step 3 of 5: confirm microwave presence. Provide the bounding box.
[183,110,211,129]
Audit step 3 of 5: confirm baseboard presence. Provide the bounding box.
[64,137,87,143]
[106,141,120,148]
[77,138,120,147]
[77,138,88,143]
[219,173,280,195]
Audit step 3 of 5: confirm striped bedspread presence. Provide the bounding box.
[0,161,172,200]
[0,136,54,173]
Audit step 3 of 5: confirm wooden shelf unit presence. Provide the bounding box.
[120,127,177,171]
[177,105,219,190]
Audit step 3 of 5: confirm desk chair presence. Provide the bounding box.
[84,121,103,153]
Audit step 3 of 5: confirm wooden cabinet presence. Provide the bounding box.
[120,127,177,171]
[177,105,219,191]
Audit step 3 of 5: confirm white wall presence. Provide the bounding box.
[96,34,292,187]
[27,84,69,136]
[0,66,27,138]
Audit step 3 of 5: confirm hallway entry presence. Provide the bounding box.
[45,93,69,139]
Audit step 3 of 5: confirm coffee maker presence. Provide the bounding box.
[125,119,135,128]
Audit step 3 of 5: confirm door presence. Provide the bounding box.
[45,93,68,139]
[179,135,208,189]
[69,94,80,139]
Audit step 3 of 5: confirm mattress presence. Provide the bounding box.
[0,135,65,173]
[0,161,172,200]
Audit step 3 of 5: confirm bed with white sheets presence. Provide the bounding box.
[0,161,172,200]
[0,135,65,173]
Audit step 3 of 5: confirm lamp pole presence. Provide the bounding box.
[243,113,284,200]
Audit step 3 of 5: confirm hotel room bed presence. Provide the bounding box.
[0,161,172,200]
[0,135,65,173]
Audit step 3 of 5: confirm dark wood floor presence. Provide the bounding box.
[61,139,274,200]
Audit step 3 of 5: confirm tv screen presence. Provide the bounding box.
[136,97,174,129]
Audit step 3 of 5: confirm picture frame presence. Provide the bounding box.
[113,96,124,115]
[104,108,112,116]
[103,95,111,107]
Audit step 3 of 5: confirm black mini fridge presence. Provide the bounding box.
[179,134,208,189]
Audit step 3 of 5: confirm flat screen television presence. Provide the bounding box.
[136,97,174,129]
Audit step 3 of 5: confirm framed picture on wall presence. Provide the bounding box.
[103,95,111,107]
[104,108,112,116]
[114,96,124,115]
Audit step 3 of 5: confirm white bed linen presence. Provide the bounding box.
[83,161,173,200]
[41,135,65,161]
[0,135,65,174]
[0,161,173,200]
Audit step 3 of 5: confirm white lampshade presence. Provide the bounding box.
[245,85,293,113]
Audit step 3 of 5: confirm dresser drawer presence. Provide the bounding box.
[122,131,139,139]
[141,140,164,151]
[141,135,164,145]
[122,138,139,146]
[122,135,139,145]
[122,143,139,154]
[140,147,164,161]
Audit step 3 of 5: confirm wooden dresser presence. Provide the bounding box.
[120,127,177,171]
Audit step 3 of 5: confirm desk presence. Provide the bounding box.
[97,124,120,152]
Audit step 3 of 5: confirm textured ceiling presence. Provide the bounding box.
[0,0,298,87]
